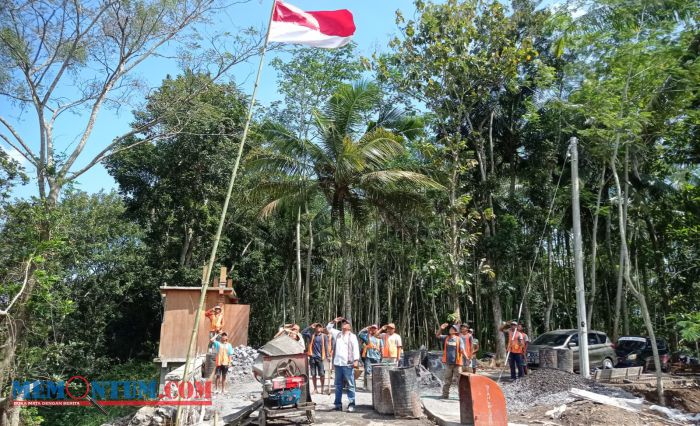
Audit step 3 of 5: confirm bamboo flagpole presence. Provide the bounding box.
[175,1,277,423]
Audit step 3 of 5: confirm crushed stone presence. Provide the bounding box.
[501,368,633,413]
[228,345,258,383]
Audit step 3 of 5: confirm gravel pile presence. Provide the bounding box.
[228,345,258,383]
[502,368,596,413]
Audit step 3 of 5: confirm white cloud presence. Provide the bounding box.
[1,145,29,167]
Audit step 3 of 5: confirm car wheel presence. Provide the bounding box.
[603,358,614,369]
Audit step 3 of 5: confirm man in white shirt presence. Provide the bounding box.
[327,317,361,412]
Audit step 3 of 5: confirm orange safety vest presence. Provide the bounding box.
[216,342,231,366]
[382,334,400,358]
[508,331,526,354]
[307,334,330,360]
[206,310,224,332]
[442,336,462,365]
[461,333,473,359]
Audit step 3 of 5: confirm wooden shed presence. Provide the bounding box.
[154,275,250,383]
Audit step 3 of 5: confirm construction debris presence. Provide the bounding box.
[415,364,441,389]
[545,404,567,419]
[649,404,700,423]
[569,388,643,412]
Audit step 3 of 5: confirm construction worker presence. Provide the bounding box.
[302,323,333,394]
[358,324,381,377]
[459,324,474,373]
[210,332,234,394]
[327,317,360,412]
[205,305,225,350]
[469,328,480,374]
[436,323,468,399]
[378,323,402,365]
[518,323,529,374]
[275,323,306,352]
[507,321,527,380]
[205,305,225,339]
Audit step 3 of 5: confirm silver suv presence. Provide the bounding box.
[526,329,616,371]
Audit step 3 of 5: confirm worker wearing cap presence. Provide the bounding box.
[437,323,468,399]
[358,324,382,377]
[302,323,333,394]
[378,323,403,365]
[210,332,234,394]
[459,324,474,373]
[205,305,225,349]
[507,321,527,380]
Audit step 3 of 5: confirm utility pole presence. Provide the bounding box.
[570,137,590,377]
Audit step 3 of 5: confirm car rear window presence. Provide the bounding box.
[587,333,600,345]
[532,332,570,346]
[596,333,608,344]
[617,339,645,351]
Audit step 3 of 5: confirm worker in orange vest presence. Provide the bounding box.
[205,305,225,349]
[507,321,527,380]
[459,323,474,372]
[302,323,333,394]
[378,323,403,365]
[436,323,469,399]
[210,332,234,394]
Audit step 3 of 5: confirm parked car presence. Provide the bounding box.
[526,329,616,371]
[615,336,671,372]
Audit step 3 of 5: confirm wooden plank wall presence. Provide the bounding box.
[158,291,250,360]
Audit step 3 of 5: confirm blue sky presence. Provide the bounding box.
[3,0,421,199]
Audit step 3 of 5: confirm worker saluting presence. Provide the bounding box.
[205,305,225,339]
[436,323,469,399]
[507,320,527,380]
[377,323,403,365]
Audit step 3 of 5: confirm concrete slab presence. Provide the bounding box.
[420,395,461,426]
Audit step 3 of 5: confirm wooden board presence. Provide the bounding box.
[158,289,249,360]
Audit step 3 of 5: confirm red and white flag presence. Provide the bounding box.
[269,0,356,48]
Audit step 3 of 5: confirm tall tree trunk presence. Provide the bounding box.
[373,220,380,324]
[611,137,664,403]
[447,147,462,323]
[337,201,352,321]
[587,164,606,326]
[545,235,554,332]
[295,207,303,323]
[304,205,313,325]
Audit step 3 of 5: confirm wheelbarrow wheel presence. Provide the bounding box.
[258,408,266,426]
[306,409,315,424]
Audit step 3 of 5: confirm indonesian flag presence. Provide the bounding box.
[269,0,356,48]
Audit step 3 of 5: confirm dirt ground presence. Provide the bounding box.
[509,400,677,426]
[625,384,700,413]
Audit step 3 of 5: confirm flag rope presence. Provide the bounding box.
[175,1,278,423]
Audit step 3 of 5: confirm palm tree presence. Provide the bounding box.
[250,81,442,321]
